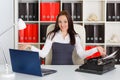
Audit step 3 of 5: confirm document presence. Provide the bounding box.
[103,50,119,60]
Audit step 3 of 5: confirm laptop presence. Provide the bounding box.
[9,49,57,77]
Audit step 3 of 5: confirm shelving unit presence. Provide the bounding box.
[14,0,120,64]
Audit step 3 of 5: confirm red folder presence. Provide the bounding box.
[85,46,101,60]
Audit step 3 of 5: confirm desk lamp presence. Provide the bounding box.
[0,18,26,77]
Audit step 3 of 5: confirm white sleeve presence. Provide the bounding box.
[31,38,52,58]
[75,36,98,59]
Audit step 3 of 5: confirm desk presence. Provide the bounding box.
[0,65,120,80]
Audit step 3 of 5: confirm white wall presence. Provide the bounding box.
[0,0,14,64]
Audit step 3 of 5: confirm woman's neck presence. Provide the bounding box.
[61,31,68,39]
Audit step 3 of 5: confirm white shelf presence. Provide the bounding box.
[15,0,120,49]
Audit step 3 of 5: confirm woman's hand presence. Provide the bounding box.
[96,46,106,57]
[19,44,32,50]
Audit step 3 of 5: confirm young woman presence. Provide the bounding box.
[20,10,106,65]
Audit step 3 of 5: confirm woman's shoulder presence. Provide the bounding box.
[75,33,80,38]
[47,32,54,38]
[75,33,81,41]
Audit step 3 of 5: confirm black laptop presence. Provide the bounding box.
[9,49,57,77]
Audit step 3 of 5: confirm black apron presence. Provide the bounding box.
[51,42,75,65]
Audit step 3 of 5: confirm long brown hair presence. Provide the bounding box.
[47,10,77,45]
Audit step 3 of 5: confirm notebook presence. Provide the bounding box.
[9,49,57,77]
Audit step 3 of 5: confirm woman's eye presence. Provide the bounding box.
[58,21,62,23]
[64,21,67,23]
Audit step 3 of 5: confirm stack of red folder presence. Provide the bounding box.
[40,2,60,21]
[19,23,38,43]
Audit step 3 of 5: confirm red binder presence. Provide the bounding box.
[54,2,60,21]
[24,24,28,42]
[32,24,38,43]
[40,2,50,21]
[23,23,38,43]
[27,24,33,42]
[40,2,60,21]
[19,29,25,42]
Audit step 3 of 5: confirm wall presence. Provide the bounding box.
[0,0,14,64]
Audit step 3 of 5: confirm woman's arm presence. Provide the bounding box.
[19,38,52,58]
[75,36,106,59]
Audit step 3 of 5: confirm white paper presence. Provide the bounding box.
[102,50,118,60]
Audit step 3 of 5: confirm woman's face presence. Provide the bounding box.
[58,15,68,32]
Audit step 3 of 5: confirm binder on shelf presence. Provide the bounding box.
[73,3,82,21]
[106,46,120,64]
[85,25,94,43]
[40,2,50,21]
[25,24,33,42]
[19,3,27,21]
[29,3,38,21]
[116,3,120,21]
[62,3,72,16]
[49,3,54,21]
[32,24,38,43]
[85,24,104,43]
[54,2,60,21]
[106,3,115,21]
[49,2,60,21]
[19,29,25,42]
[93,25,99,43]
[29,3,34,21]
[98,25,104,43]
[40,2,60,21]
[40,24,48,42]
[94,25,104,43]
[19,23,38,43]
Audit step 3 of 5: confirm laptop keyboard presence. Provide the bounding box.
[41,68,57,76]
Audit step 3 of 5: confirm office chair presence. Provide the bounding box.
[45,24,86,65]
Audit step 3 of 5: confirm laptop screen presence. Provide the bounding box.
[9,49,42,76]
